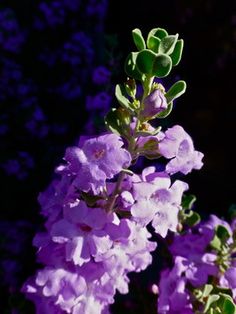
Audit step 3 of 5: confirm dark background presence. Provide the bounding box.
[0,0,235,312]
[106,0,236,217]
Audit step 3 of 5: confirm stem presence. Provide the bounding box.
[106,75,154,213]
[106,171,126,213]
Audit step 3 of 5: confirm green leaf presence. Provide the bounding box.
[204,294,220,313]
[115,84,133,112]
[181,210,201,227]
[105,107,131,137]
[152,54,172,77]
[124,52,144,81]
[147,35,161,53]
[136,49,156,75]
[218,294,236,314]
[81,192,104,207]
[170,39,184,66]
[165,80,187,103]
[216,225,231,243]
[124,78,136,98]
[136,125,162,137]
[202,285,214,298]
[132,28,146,50]
[105,108,122,135]
[148,28,168,40]
[159,34,179,55]
[138,138,161,160]
[155,101,173,118]
[210,234,222,251]
[182,194,197,210]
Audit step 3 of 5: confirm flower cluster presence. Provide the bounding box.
[22,27,208,313]
[157,214,236,313]
[23,134,157,312]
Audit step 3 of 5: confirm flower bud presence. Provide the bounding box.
[141,88,168,119]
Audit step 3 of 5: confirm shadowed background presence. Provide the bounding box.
[0,0,235,312]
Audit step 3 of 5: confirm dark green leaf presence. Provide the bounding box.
[124,52,144,81]
[170,39,184,66]
[147,35,161,53]
[81,192,104,207]
[152,54,172,77]
[136,49,156,75]
[159,34,179,54]
[165,80,187,103]
[181,210,201,227]
[218,294,236,314]
[105,108,122,135]
[132,28,146,50]
[105,107,131,137]
[182,194,197,210]
[155,101,173,118]
[115,84,133,112]
[216,225,231,243]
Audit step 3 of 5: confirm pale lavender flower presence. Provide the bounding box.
[50,201,114,266]
[64,134,131,192]
[129,167,188,237]
[158,125,204,174]
[23,267,87,313]
[141,88,168,119]
[158,256,193,314]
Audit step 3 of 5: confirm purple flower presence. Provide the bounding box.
[158,125,204,175]
[141,88,168,119]
[23,267,87,313]
[129,167,188,237]
[92,66,111,85]
[64,134,131,192]
[50,201,114,266]
[158,257,193,314]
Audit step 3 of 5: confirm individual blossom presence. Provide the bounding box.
[64,133,131,192]
[126,167,188,237]
[50,200,114,266]
[158,125,204,175]
[141,88,168,119]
